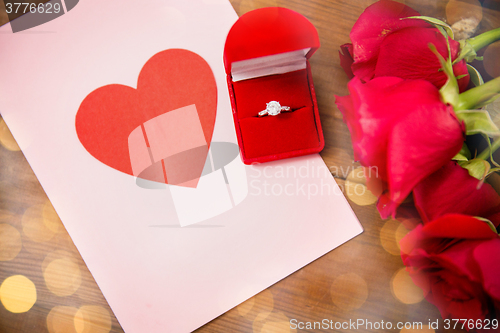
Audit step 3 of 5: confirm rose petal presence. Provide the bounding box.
[400,214,498,256]
[374,27,470,92]
[405,258,487,320]
[414,161,500,226]
[422,214,498,240]
[377,191,398,220]
[387,97,463,206]
[432,271,487,320]
[336,77,402,173]
[339,43,354,79]
[453,59,470,93]
[344,77,405,178]
[350,0,429,81]
[432,240,484,282]
[400,224,425,255]
[473,240,500,301]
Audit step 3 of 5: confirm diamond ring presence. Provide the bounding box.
[258,101,291,117]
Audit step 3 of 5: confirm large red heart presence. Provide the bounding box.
[75,49,217,187]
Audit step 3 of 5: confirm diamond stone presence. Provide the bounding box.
[266,101,281,116]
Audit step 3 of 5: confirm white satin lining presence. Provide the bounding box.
[231,48,311,82]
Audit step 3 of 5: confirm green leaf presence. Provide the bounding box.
[455,110,500,137]
[467,64,484,87]
[405,16,454,39]
[461,143,472,159]
[474,216,499,234]
[461,158,491,185]
[488,167,500,176]
[482,135,500,167]
[453,143,472,161]
[453,153,469,162]
[455,40,481,63]
[429,43,459,108]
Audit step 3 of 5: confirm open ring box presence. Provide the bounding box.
[224,7,325,164]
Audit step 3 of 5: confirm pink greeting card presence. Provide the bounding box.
[0,0,363,332]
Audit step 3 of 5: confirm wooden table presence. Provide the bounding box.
[1,0,499,332]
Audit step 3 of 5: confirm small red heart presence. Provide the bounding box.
[75,49,217,187]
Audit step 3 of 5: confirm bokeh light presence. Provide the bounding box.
[44,258,82,297]
[74,305,112,333]
[47,306,79,333]
[252,311,296,333]
[483,41,500,79]
[0,275,37,313]
[0,223,22,261]
[22,202,60,243]
[446,0,483,39]
[237,289,274,322]
[330,273,368,311]
[42,201,63,234]
[345,167,378,206]
[395,223,409,245]
[391,268,426,304]
[42,251,81,297]
[380,219,402,255]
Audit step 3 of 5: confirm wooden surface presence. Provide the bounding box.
[0,0,499,332]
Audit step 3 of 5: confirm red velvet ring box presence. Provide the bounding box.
[224,7,325,165]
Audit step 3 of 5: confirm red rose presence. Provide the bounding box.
[335,76,464,218]
[400,214,500,323]
[391,161,500,230]
[413,161,500,226]
[341,0,469,91]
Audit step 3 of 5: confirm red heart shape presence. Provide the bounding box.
[75,49,217,187]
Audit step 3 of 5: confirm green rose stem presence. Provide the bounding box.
[457,76,500,111]
[457,27,500,63]
[477,138,500,161]
[456,76,500,161]
[467,27,500,52]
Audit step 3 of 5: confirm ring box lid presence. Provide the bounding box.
[223,7,320,75]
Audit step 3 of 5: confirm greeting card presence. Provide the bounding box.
[0,0,363,332]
